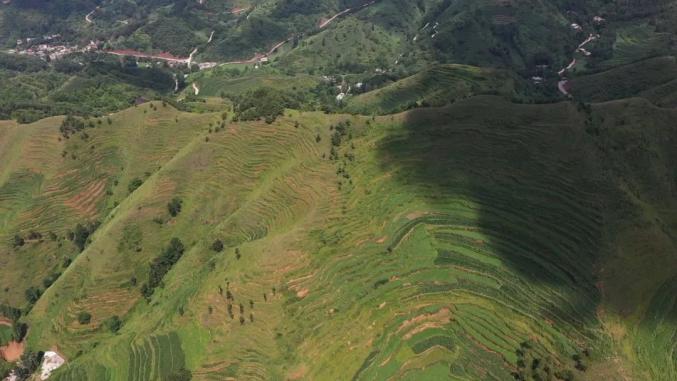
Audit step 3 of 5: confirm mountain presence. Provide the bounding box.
[0,1,676,380]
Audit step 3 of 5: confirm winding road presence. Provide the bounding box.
[319,8,352,28]
[85,8,98,24]
[318,0,376,29]
[85,1,378,69]
[222,0,377,66]
[557,29,600,96]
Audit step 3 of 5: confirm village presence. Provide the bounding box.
[8,35,100,61]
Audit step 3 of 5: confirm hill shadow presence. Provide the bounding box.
[376,96,608,334]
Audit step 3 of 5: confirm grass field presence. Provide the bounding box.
[345,64,517,114]
[570,56,677,103]
[191,70,320,99]
[0,91,674,380]
[0,325,13,347]
[601,23,673,69]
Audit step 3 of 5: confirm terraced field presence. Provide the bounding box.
[601,23,673,69]
[192,71,320,98]
[570,56,677,103]
[0,93,674,380]
[345,65,517,114]
[0,105,218,307]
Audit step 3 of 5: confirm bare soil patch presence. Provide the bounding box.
[0,340,25,362]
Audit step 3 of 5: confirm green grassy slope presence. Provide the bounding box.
[0,94,672,380]
[569,56,677,103]
[0,325,13,346]
[0,105,216,308]
[344,64,518,114]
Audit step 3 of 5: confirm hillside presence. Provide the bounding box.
[0,94,673,380]
[1,0,677,380]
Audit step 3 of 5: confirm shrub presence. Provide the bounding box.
[211,239,224,252]
[12,235,24,248]
[13,322,28,341]
[42,273,61,288]
[77,312,92,325]
[0,304,21,321]
[128,178,143,193]
[59,115,86,138]
[13,351,44,379]
[24,287,41,304]
[104,315,122,333]
[141,238,185,299]
[72,221,100,252]
[167,198,183,217]
[167,368,192,381]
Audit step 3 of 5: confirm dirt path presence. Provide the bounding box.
[105,1,376,68]
[319,8,352,28]
[105,49,191,63]
[85,7,99,24]
[318,0,376,29]
[187,47,198,66]
[222,1,377,67]
[221,38,289,65]
[558,80,571,96]
[266,39,288,56]
[192,82,200,96]
[557,25,601,96]
[228,7,249,15]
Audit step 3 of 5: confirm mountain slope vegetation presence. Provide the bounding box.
[0,95,674,380]
[0,0,676,380]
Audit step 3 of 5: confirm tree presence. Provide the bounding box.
[77,311,92,325]
[211,239,224,252]
[167,368,192,381]
[128,178,143,193]
[167,198,183,217]
[104,315,122,333]
[12,235,25,248]
[42,273,61,288]
[24,287,41,304]
[72,222,99,252]
[0,304,21,322]
[13,322,28,341]
[142,238,185,299]
[14,351,44,380]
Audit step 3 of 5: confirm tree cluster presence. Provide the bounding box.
[140,238,185,299]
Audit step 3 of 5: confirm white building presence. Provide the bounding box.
[39,351,65,380]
